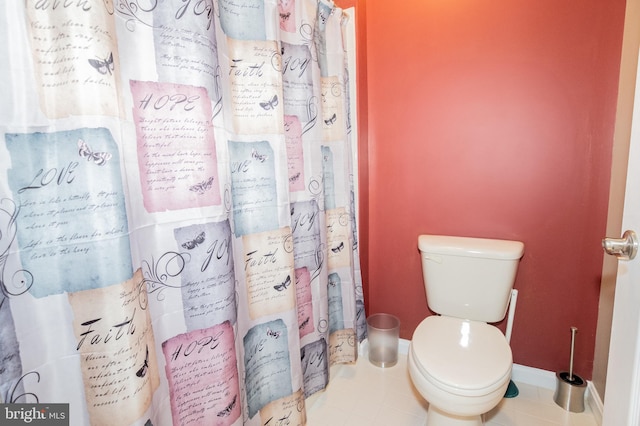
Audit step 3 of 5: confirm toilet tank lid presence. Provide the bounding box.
[418,235,524,260]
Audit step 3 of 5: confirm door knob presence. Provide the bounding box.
[602,230,638,260]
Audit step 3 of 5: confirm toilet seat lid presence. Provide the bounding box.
[411,316,512,394]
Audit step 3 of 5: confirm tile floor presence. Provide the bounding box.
[306,351,599,426]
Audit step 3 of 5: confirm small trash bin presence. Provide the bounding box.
[366,313,400,368]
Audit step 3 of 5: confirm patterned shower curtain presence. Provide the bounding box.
[0,0,365,424]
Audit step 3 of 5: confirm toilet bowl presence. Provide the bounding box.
[408,315,512,425]
[410,235,524,425]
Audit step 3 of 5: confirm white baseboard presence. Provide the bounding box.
[510,363,556,390]
[587,381,604,425]
[398,337,410,355]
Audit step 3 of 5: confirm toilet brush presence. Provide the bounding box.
[553,326,586,412]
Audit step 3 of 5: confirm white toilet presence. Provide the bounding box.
[408,235,525,426]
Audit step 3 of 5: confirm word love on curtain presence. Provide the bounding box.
[0,0,365,425]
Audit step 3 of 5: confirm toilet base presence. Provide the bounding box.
[427,405,483,426]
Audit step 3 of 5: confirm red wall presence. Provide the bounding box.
[348,0,626,378]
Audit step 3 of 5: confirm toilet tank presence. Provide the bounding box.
[418,235,524,323]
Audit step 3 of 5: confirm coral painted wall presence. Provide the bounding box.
[343,0,626,378]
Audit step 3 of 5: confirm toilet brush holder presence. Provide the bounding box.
[554,371,586,412]
[553,327,586,412]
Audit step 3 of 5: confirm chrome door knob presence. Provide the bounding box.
[602,230,638,260]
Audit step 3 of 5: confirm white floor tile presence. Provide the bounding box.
[306,353,598,426]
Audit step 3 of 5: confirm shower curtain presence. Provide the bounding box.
[0,0,365,424]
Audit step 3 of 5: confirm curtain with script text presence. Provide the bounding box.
[0,0,365,424]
